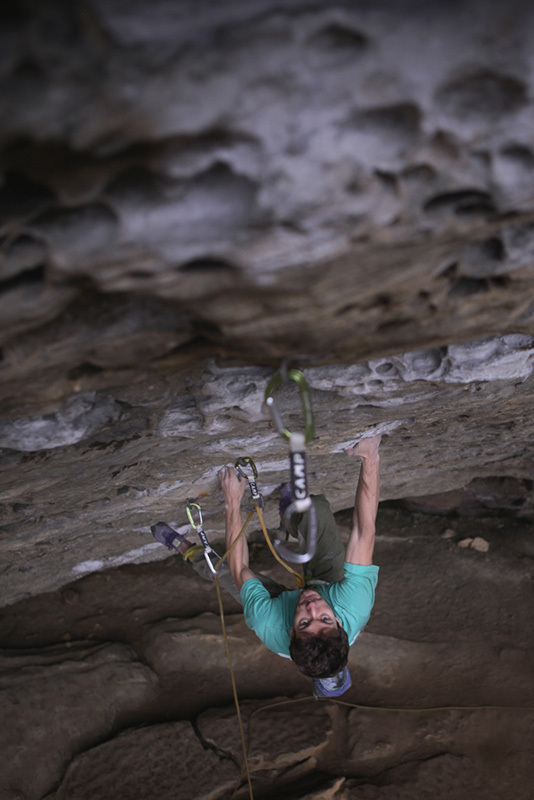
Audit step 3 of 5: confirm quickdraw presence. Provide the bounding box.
[264,367,318,564]
[264,367,315,444]
[234,456,264,510]
[185,499,221,575]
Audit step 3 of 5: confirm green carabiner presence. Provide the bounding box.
[235,456,264,509]
[264,368,315,444]
[234,456,258,481]
[185,500,203,530]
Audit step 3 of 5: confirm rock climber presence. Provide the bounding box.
[151,435,381,684]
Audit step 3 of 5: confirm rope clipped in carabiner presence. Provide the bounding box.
[235,456,264,510]
[264,367,318,564]
[186,499,220,575]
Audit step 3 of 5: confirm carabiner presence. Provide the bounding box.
[235,456,264,509]
[275,430,317,563]
[275,498,318,564]
[264,368,315,444]
[185,499,220,575]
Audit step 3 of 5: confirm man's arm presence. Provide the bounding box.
[219,465,256,590]
[344,435,381,566]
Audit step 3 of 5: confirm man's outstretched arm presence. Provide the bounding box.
[344,435,381,566]
[219,466,256,590]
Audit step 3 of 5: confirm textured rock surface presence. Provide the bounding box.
[1,0,534,374]
[0,0,534,606]
[1,507,532,800]
[45,721,238,800]
[1,1,534,798]
[1,336,534,606]
[0,641,157,800]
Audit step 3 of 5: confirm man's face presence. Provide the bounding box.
[292,588,339,638]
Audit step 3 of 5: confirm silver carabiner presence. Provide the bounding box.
[275,498,318,564]
[186,500,220,575]
[235,456,264,510]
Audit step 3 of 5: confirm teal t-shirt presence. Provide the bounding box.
[240,562,379,657]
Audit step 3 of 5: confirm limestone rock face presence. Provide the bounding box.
[0,0,534,606]
[1,337,534,606]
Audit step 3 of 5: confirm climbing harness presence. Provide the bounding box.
[264,367,318,564]
[185,499,221,575]
[235,457,264,510]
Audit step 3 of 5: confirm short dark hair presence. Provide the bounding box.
[289,624,349,678]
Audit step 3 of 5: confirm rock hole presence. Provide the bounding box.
[0,264,45,294]
[377,318,412,333]
[440,262,458,279]
[335,303,358,317]
[345,178,361,194]
[424,189,496,216]
[499,144,534,168]
[489,276,510,289]
[106,166,165,199]
[305,23,369,65]
[409,348,444,373]
[196,319,224,339]
[480,237,505,261]
[455,198,496,218]
[448,277,488,298]
[68,363,104,380]
[376,362,394,374]
[436,69,527,120]
[374,169,397,190]
[0,170,55,222]
[352,102,421,137]
[179,257,238,274]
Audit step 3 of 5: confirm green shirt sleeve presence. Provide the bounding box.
[323,562,379,644]
[240,578,299,656]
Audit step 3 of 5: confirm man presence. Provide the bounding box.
[152,435,381,681]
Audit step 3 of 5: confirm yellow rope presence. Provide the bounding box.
[208,504,306,798]
[213,573,254,800]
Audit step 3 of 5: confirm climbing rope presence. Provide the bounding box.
[214,458,306,589]
[185,478,306,800]
[213,572,254,800]
[182,367,318,797]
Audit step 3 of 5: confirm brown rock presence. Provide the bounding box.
[0,642,157,800]
[457,538,474,548]
[46,721,238,800]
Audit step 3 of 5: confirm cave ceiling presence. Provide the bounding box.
[0,0,533,607]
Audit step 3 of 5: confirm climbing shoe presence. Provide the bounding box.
[151,521,188,551]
